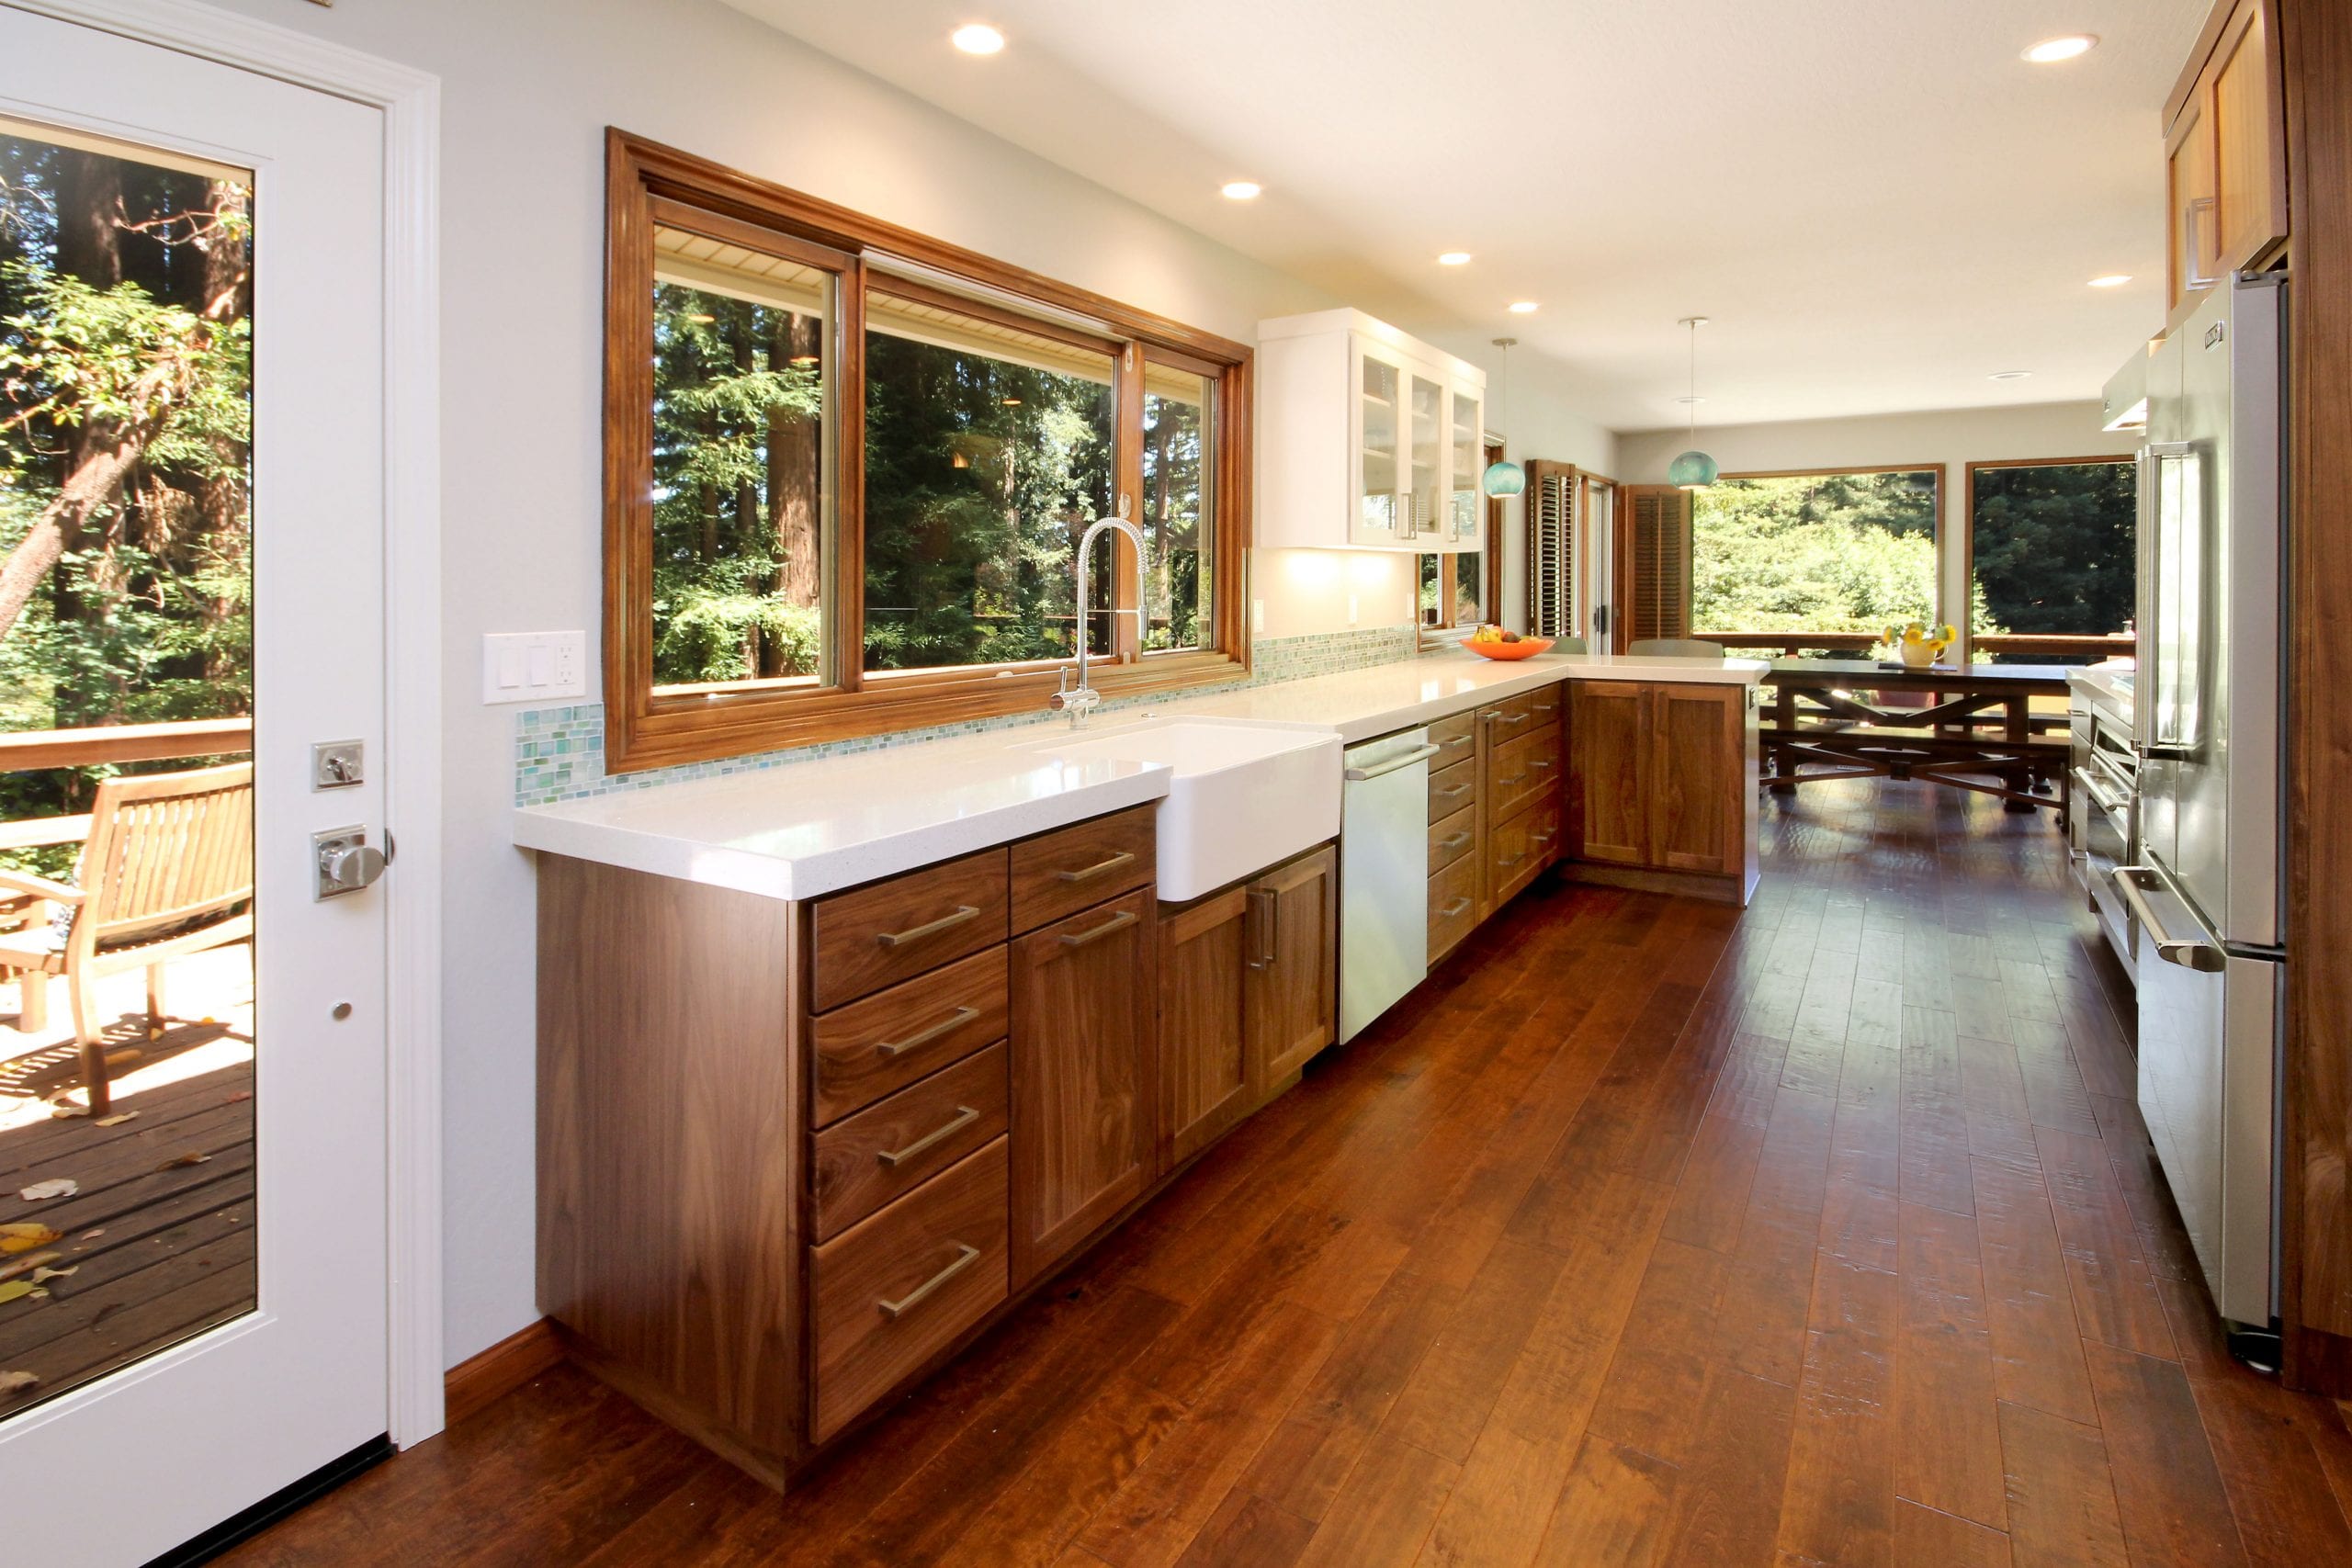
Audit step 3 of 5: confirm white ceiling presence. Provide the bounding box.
[721,0,2209,431]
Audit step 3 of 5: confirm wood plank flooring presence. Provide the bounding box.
[225,780,2352,1566]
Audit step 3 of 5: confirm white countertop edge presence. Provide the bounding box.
[515,766,1170,901]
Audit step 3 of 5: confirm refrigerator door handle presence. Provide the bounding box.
[2113,866,2227,972]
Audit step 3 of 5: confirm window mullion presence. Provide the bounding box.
[836,256,869,693]
[1112,341,1144,663]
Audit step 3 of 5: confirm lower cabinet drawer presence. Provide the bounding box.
[1430,853,1479,961]
[810,1043,1009,1243]
[1488,722,1563,820]
[1429,756,1479,821]
[810,945,1010,1126]
[810,1135,1010,1444]
[1429,805,1476,874]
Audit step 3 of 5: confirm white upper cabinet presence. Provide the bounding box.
[1257,310,1487,552]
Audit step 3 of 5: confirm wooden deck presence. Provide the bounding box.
[222,781,2352,1565]
[0,947,255,1418]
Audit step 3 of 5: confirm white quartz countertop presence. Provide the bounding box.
[513,647,1767,900]
[1156,647,1766,745]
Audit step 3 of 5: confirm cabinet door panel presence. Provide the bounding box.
[1158,889,1250,1169]
[2167,96,2218,315]
[1010,888,1156,1289]
[1246,844,1338,1097]
[2211,1,2285,270]
[1570,682,1648,865]
[1650,683,1743,875]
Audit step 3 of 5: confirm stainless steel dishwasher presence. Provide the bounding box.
[1340,727,1438,1041]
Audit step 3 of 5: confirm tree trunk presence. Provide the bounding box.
[0,418,153,645]
[771,311,821,614]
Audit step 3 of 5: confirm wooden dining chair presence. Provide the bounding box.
[0,762,254,1114]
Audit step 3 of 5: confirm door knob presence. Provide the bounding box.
[313,827,388,900]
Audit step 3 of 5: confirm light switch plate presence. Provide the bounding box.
[482,631,588,705]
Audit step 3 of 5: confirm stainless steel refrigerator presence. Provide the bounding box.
[2119,269,2287,1343]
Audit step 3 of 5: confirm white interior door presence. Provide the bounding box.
[0,9,393,1562]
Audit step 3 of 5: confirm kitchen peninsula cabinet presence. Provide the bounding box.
[538,802,1187,1483]
[1566,680,1759,903]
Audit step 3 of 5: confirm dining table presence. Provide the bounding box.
[1758,658,2075,817]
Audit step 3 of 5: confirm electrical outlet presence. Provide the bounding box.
[1251,599,1266,636]
[483,631,588,704]
[1347,594,1359,626]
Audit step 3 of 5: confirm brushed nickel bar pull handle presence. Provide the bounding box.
[1442,732,1474,749]
[2111,866,2226,973]
[1438,831,1472,851]
[877,1244,981,1320]
[1496,711,1531,727]
[876,1005,979,1058]
[876,1105,980,1168]
[1437,783,1474,799]
[1054,850,1136,885]
[1346,741,1442,781]
[1532,830,1557,848]
[1437,897,1472,919]
[1531,758,1555,773]
[876,904,982,948]
[1499,772,1527,788]
[1498,852,1528,869]
[1059,908,1138,948]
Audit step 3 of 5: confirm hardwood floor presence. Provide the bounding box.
[225,780,2352,1566]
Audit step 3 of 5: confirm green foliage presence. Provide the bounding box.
[1970,462,2136,636]
[1692,471,1941,635]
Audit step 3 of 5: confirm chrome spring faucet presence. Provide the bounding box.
[1051,505,1149,727]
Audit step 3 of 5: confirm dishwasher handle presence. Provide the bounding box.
[1345,741,1442,782]
[2111,866,2226,972]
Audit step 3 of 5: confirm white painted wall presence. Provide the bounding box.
[1616,401,2134,643]
[197,0,1505,1365]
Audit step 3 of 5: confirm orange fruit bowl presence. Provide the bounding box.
[1463,636,1555,661]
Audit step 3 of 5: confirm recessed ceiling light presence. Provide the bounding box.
[1437,252,1473,266]
[1220,180,1262,201]
[951,23,1005,55]
[2022,34,2097,63]
[1989,369,2034,380]
[2088,274,2132,288]
[1507,300,1539,314]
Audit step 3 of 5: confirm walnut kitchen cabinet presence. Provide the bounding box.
[1156,842,1339,1169]
[1566,680,1759,904]
[2166,0,2286,322]
[1010,886,1157,1291]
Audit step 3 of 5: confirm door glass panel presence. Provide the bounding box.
[1408,373,1442,540]
[0,122,257,1420]
[1359,353,1398,537]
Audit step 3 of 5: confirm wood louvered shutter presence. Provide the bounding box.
[1523,459,1578,637]
[1618,485,1693,650]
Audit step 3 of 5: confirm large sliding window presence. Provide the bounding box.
[1967,458,2137,663]
[607,131,1251,772]
[1690,467,1942,646]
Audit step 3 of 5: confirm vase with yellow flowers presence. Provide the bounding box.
[1883,619,1957,669]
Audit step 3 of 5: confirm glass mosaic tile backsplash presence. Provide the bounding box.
[514,625,1419,807]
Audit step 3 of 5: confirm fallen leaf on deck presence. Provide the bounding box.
[27,1266,73,1283]
[153,1153,212,1171]
[77,1230,103,1241]
[0,1371,36,1396]
[222,1091,251,1104]
[17,1179,77,1201]
[0,1280,39,1304]
[0,1252,60,1280]
[0,1224,64,1254]
[93,1111,138,1127]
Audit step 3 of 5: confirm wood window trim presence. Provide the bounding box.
[1961,455,2137,659]
[1417,438,1507,644]
[603,129,1254,773]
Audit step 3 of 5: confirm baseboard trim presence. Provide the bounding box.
[1556,861,1746,906]
[443,1317,565,1427]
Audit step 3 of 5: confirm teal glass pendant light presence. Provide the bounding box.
[1668,315,1718,491]
[1482,336,1525,497]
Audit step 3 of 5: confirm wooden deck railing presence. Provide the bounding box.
[0,716,253,774]
[1701,631,2133,660]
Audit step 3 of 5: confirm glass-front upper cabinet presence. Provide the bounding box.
[1408,370,1444,543]
[1356,346,1401,542]
[1450,387,1484,543]
[1256,309,1487,551]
